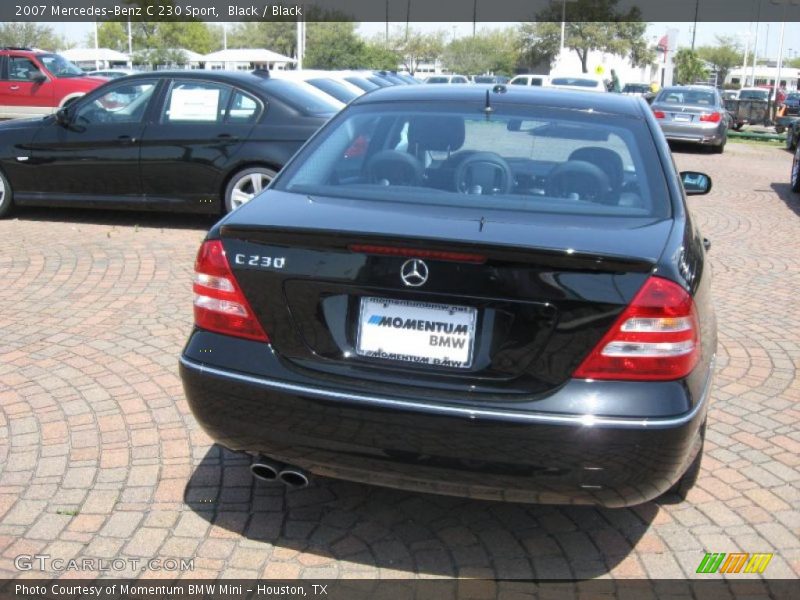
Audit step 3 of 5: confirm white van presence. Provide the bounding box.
[509,74,550,87]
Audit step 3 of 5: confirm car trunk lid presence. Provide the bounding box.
[218,191,672,396]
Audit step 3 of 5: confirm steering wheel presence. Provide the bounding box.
[454,152,514,195]
[545,160,611,202]
[364,150,424,187]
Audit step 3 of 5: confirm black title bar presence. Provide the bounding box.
[4,0,800,23]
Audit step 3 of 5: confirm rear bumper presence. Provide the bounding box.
[661,126,726,145]
[180,334,713,507]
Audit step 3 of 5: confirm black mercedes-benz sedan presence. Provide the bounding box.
[0,70,339,219]
[180,85,717,507]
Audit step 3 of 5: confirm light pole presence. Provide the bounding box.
[751,0,762,87]
[691,0,700,50]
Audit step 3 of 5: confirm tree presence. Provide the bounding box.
[0,23,64,51]
[518,0,653,74]
[674,48,707,85]
[228,22,296,57]
[94,22,128,53]
[94,21,221,67]
[359,41,401,70]
[389,28,446,75]
[696,36,743,87]
[789,57,800,69]
[442,29,519,76]
[304,22,365,69]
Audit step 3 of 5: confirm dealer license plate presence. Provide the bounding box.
[356,297,477,369]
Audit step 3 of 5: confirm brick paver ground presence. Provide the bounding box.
[0,142,798,580]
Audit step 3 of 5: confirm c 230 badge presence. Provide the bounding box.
[233,254,286,269]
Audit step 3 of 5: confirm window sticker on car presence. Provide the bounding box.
[167,88,220,121]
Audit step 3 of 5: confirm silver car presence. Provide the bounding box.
[650,85,728,153]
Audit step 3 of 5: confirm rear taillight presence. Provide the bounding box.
[699,112,722,123]
[573,277,700,381]
[653,110,666,119]
[193,240,269,342]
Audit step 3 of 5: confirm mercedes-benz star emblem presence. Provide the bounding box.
[400,259,429,287]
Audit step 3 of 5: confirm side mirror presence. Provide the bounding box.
[55,107,71,126]
[680,171,712,196]
[506,119,522,132]
[29,71,47,84]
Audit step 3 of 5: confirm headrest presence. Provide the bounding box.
[568,147,624,189]
[408,115,465,152]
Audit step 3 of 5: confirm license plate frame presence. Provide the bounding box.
[356,297,477,369]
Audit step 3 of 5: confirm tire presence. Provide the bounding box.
[0,168,13,219]
[223,166,278,213]
[791,146,800,193]
[711,139,725,154]
[665,421,705,500]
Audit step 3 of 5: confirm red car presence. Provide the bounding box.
[0,48,105,119]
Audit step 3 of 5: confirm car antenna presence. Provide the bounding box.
[483,89,493,119]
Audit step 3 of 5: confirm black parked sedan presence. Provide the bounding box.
[0,70,339,219]
[180,85,717,507]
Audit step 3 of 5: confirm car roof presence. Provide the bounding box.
[121,70,273,85]
[351,84,644,117]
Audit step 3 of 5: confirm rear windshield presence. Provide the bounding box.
[307,78,359,103]
[551,77,599,88]
[426,77,450,84]
[274,103,670,218]
[345,76,378,91]
[623,84,649,93]
[263,79,339,116]
[657,89,716,105]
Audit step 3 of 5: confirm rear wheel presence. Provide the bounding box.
[791,146,800,193]
[0,168,13,219]
[711,140,725,154]
[224,167,277,213]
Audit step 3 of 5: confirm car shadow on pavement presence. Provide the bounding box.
[9,206,217,231]
[185,445,658,578]
[770,183,800,217]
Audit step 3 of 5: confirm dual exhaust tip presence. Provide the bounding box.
[250,457,309,489]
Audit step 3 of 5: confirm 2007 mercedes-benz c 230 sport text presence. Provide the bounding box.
[180,85,717,507]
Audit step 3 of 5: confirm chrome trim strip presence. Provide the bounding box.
[180,355,714,430]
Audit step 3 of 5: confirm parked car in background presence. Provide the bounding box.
[0,47,106,119]
[786,118,800,151]
[372,71,411,85]
[269,70,364,104]
[87,68,139,80]
[622,83,650,96]
[180,85,716,508]
[792,142,800,193]
[548,74,607,92]
[738,87,770,102]
[509,74,549,87]
[0,70,338,219]
[651,85,728,153]
[781,91,800,116]
[425,74,470,84]
[473,75,509,84]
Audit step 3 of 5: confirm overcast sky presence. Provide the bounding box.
[51,20,800,61]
